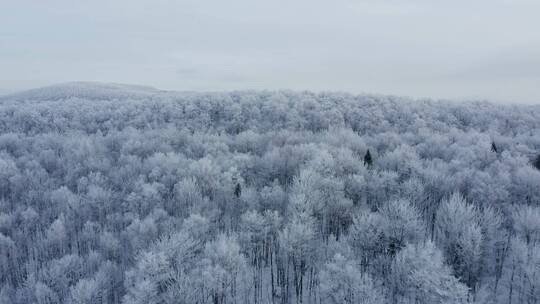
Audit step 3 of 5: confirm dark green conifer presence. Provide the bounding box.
[534,154,540,171]
[491,142,498,153]
[364,149,373,168]
[234,183,242,198]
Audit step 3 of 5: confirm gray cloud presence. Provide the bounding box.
[1,0,539,103]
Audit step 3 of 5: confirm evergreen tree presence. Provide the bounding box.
[491,142,498,153]
[234,183,242,198]
[364,149,373,168]
[534,154,540,171]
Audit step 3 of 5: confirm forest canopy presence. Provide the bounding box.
[0,83,540,304]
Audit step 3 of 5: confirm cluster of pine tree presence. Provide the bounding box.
[0,86,539,304]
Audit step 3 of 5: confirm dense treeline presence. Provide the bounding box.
[0,84,540,304]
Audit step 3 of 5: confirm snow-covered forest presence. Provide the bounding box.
[1,83,540,304]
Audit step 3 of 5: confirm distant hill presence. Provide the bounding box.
[0,81,163,101]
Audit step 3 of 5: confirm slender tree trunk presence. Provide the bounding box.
[508,263,515,304]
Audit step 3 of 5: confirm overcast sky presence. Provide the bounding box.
[1,0,539,103]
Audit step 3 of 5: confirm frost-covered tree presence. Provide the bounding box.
[391,242,468,304]
[319,253,384,304]
[497,237,540,304]
[512,205,540,245]
[435,193,483,291]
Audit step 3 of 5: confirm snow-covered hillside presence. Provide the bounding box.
[1,82,162,102]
